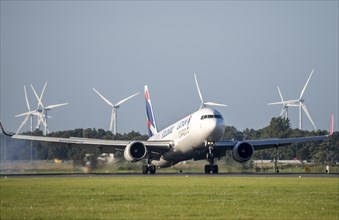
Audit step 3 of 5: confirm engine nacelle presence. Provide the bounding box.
[124,141,147,162]
[232,141,254,163]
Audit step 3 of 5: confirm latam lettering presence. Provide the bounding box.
[176,115,192,131]
[161,126,174,138]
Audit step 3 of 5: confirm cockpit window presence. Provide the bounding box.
[200,114,223,120]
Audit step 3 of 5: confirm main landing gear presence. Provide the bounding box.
[142,164,156,174]
[205,164,219,174]
[205,145,219,174]
[142,156,156,174]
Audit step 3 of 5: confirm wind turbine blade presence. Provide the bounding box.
[109,109,115,132]
[31,84,44,108]
[115,92,139,107]
[279,106,286,117]
[268,87,286,106]
[15,110,36,118]
[16,115,30,134]
[24,86,31,111]
[277,87,285,103]
[45,103,69,110]
[92,88,114,107]
[39,81,48,102]
[194,73,204,105]
[268,101,285,105]
[31,112,40,116]
[204,102,227,107]
[301,103,317,129]
[15,112,28,118]
[299,68,314,100]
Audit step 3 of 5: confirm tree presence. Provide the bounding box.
[223,126,243,141]
[243,128,261,140]
[260,117,291,138]
[252,117,291,160]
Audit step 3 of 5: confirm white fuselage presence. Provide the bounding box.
[149,108,225,167]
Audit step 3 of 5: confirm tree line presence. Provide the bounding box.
[1,117,338,165]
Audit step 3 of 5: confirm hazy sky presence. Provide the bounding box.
[1,1,338,135]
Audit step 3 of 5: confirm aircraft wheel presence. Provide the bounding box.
[212,165,219,174]
[142,165,148,174]
[149,165,156,174]
[204,165,211,174]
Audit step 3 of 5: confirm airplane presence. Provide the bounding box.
[0,75,334,174]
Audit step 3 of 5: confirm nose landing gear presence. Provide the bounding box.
[205,145,219,174]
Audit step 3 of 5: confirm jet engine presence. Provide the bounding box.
[232,141,254,163]
[124,141,147,162]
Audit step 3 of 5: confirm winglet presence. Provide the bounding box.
[144,85,158,137]
[329,113,334,136]
[0,121,13,137]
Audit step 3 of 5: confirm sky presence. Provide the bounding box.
[1,1,338,135]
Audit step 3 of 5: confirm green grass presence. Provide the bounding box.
[0,176,338,219]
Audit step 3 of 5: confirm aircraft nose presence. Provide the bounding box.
[216,118,226,138]
[206,118,225,141]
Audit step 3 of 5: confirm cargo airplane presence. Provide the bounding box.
[0,75,334,174]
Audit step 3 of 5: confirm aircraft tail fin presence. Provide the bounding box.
[144,85,158,137]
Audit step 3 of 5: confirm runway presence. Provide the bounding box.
[1,172,338,178]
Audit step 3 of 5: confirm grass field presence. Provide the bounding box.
[0,176,338,219]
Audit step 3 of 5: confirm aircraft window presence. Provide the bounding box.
[200,114,223,120]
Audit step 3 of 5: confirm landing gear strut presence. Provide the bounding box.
[274,147,280,173]
[205,146,218,174]
[142,156,156,174]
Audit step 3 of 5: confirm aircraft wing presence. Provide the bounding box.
[215,135,330,150]
[7,134,172,155]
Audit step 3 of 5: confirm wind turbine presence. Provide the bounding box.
[92,88,139,135]
[31,82,69,135]
[194,74,227,109]
[268,68,317,130]
[15,85,40,134]
[268,86,289,119]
